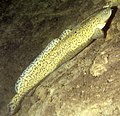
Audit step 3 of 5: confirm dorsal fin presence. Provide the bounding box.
[59,29,72,39]
[15,37,61,93]
[15,29,72,93]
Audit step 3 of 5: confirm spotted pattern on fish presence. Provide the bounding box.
[8,7,112,115]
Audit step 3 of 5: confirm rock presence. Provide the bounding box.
[15,4,120,116]
[0,0,120,116]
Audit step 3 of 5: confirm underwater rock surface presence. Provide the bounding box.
[0,0,120,116]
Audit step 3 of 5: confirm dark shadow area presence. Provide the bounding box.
[102,6,118,37]
[0,0,12,15]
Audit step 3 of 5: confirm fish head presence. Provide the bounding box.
[93,7,112,29]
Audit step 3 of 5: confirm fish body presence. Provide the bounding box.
[8,7,112,115]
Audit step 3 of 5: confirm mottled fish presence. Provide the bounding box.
[8,7,112,115]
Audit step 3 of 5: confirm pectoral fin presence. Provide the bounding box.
[92,28,104,40]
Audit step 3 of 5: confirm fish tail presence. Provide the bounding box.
[7,93,23,115]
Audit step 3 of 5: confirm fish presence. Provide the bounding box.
[8,7,112,115]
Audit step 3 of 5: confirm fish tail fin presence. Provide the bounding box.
[7,93,23,115]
